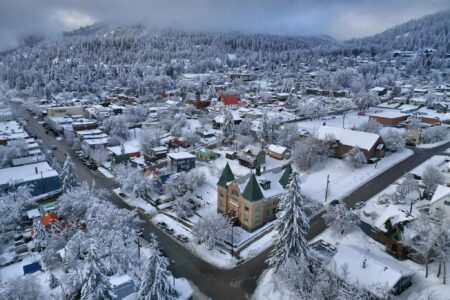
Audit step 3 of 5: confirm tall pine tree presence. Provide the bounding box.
[268,172,310,271]
[80,246,112,300]
[60,155,77,192]
[138,235,178,300]
[221,109,235,146]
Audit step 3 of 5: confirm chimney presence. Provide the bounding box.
[35,167,38,174]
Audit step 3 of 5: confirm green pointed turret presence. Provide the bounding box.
[242,174,264,202]
[217,163,235,188]
[279,164,293,188]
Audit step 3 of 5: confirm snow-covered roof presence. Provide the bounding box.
[168,152,196,160]
[267,144,287,154]
[0,162,58,186]
[316,125,381,151]
[330,245,414,297]
[82,138,108,145]
[368,205,416,232]
[369,111,408,119]
[236,167,285,200]
[430,184,450,205]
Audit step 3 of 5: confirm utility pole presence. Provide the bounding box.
[342,111,346,128]
[172,260,175,287]
[324,174,330,202]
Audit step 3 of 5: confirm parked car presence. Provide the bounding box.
[329,199,340,206]
[51,145,57,150]
[353,201,365,210]
[176,234,189,243]
[164,228,175,235]
[119,192,127,198]
[157,222,168,229]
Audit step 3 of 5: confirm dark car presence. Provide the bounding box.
[157,222,168,229]
[176,234,189,243]
[329,199,340,206]
[164,228,175,235]
[119,192,127,198]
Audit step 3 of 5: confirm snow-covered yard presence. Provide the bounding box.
[113,188,157,214]
[301,149,414,202]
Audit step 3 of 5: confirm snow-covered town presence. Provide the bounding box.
[0,2,450,300]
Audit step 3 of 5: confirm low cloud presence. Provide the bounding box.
[0,0,449,51]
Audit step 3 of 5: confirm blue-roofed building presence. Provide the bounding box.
[0,162,61,196]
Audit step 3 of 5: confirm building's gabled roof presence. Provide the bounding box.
[430,184,450,205]
[279,164,293,188]
[217,163,235,188]
[242,174,264,202]
[316,125,381,151]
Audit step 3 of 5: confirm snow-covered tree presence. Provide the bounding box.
[138,235,178,300]
[80,246,113,300]
[114,164,149,197]
[0,276,44,299]
[358,119,383,134]
[422,165,444,196]
[292,138,326,171]
[422,126,448,144]
[381,128,404,151]
[140,128,161,155]
[34,221,50,250]
[0,184,33,227]
[172,194,195,219]
[222,110,235,145]
[300,100,327,120]
[193,212,231,249]
[433,212,450,284]
[398,174,421,212]
[165,172,188,197]
[103,115,129,140]
[403,212,439,278]
[354,92,378,112]
[56,183,96,221]
[323,203,359,234]
[343,147,366,168]
[60,155,77,192]
[268,172,309,271]
[258,113,277,146]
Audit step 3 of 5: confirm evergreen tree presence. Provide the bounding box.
[268,172,310,271]
[80,246,113,300]
[221,110,235,146]
[60,155,77,192]
[138,235,178,300]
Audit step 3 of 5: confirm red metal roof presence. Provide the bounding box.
[220,94,239,106]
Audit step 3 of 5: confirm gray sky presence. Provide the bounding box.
[0,0,449,51]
